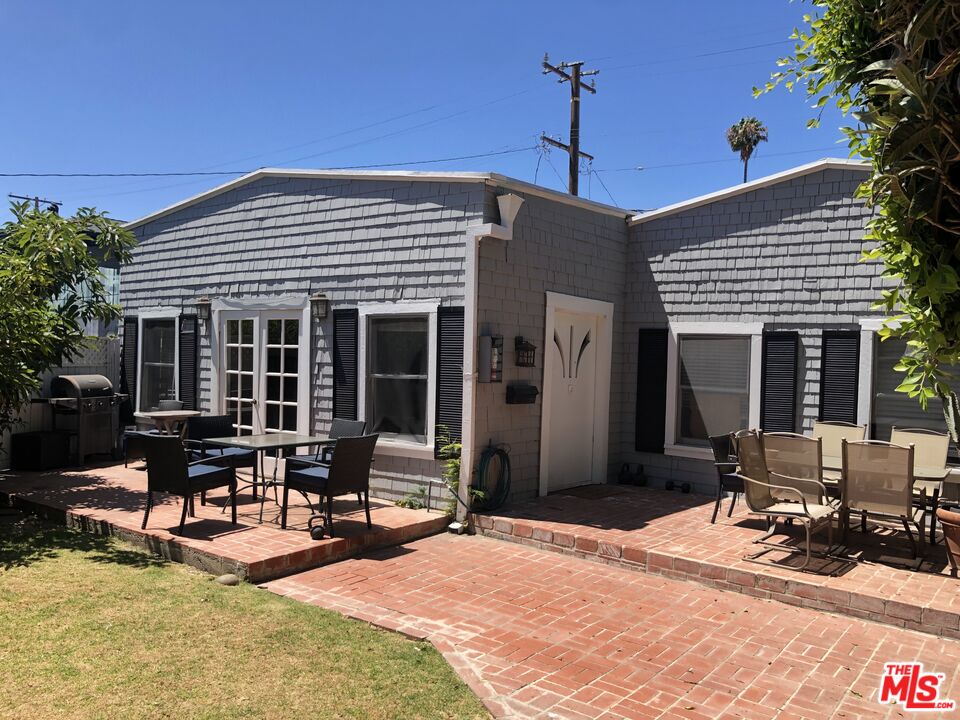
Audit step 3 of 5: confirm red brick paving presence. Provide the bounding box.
[266,533,960,720]
[475,485,960,639]
[0,463,447,581]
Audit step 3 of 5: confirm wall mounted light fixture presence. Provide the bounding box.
[194,296,212,321]
[310,292,329,320]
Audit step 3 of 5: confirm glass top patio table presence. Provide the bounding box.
[202,433,335,451]
[821,454,951,481]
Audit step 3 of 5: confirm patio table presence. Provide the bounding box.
[141,410,201,435]
[202,433,336,524]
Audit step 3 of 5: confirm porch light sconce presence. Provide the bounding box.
[515,336,537,368]
[194,296,212,321]
[310,292,329,320]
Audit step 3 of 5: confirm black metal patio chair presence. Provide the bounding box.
[281,434,378,539]
[709,433,742,523]
[140,433,237,535]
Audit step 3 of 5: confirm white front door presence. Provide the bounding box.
[547,310,599,491]
[540,292,614,496]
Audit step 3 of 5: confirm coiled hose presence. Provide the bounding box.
[469,444,511,512]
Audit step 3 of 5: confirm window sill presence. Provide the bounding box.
[663,444,715,461]
[374,439,436,461]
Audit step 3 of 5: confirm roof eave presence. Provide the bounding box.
[628,158,871,226]
[124,167,632,230]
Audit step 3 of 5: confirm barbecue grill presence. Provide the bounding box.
[46,374,125,463]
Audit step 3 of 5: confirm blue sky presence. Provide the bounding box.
[0,1,849,221]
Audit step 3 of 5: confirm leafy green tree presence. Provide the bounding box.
[0,202,135,443]
[725,117,769,182]
[760,2,960,444]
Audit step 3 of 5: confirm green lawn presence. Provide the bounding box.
[0,513,487,720]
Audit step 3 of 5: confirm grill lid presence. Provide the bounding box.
[50,374,114,399]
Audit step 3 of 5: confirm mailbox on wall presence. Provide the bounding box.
[478,335,503,383]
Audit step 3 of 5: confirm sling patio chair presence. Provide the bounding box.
[891,426,950,545]
[735,430,837,570]
[709,433,742,523]
[140,433,237,535]
[763,432,835,503]
[281,434,378,539]
[936,508,960,577]
[811,419,866,461]
[840,439,926,559]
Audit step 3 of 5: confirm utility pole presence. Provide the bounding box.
[8,193,61,213]
[541,54,599,196]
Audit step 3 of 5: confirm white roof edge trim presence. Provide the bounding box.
[628,158,871,226]
[124,167,632,230]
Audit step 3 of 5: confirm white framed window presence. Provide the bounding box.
[358,301,438,459]
[664,322,763,459]
[136,308,181,413]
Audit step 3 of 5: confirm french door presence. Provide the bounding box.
[220,310,307,439]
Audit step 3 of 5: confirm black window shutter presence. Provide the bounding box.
[435,306,465,457]
[636,328,668,453]
[819,330,860,423]
[120,316,138,422]
[760,331,799,432]
[179,315,199,411]
[333,309,359,421]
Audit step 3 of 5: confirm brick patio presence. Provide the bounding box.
[267,533,960,720]
[0,463,447,582]
[474,485,960,640]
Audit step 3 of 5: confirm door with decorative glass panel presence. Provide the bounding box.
[220,311,306,454]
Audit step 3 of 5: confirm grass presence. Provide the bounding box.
[0,512,487,720]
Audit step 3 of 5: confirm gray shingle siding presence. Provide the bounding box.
[474,190,629,502]
[122,175,485,500]
[620,168,881,492]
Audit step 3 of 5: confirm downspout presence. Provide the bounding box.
[456,192,524,526]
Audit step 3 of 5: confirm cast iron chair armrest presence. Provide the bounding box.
[735,474,813,517]
[187,457,218,467]
[768,472,830,500]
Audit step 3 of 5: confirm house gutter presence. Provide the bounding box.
[457,193,524,524]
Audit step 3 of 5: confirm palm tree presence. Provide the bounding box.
[726,117,768,183]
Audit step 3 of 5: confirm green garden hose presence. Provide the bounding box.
[470,444,511,512]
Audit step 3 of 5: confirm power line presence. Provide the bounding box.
[0,146,537,180]
[0,170,248,178]
[590,169,618,206]
[594,146,851,173]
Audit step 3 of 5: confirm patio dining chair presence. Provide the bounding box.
[891,427,949,545]
[936,508,960,577]
[763,432,833,503]
[736,430,836,570]
[281,434,378,539]
[840,439,926,558]
[182,414,259,509]
[140,433,237,535]
[811,420,866,460]
[285,418,367,505]
[709,433,741,523]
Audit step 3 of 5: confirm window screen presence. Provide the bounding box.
[139,318,176,411]
[677,335,750,446]
[367,316,428,443]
